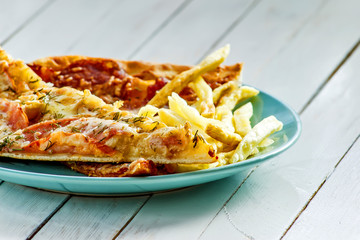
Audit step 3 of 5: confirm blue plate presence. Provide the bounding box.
[0,89,301,196]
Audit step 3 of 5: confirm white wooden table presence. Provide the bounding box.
[1,0,359,239]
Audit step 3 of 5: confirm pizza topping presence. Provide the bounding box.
[28,58,243,111]
[1,116,215,163]
[30,58,126,88]
[0,98,29,131]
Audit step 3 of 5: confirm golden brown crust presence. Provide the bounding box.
[64,159,170,177]
[28,56,242,109]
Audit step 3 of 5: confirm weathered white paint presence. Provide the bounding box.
[4,0,186,62]
[4,0,119,61]
[200,44,360,240]
[284,138,360,240]
[0,0,49,44]
[214,0,360,111]
[117,172,250,240]
[33,195,149,240]
[131,0,255,64]
[245,0,360,111]
[66,0,185,58]
[0,183,67,240]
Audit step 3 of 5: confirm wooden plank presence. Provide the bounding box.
[3,0,117,61]
[0,183,67,240]
[131,0,255,64]
[0,0,49,44]
[66,0,186,58]
[283,137,360,240]
[217,0,360,111]
[32,195,150,240]
[3,0,185,62]
[200,46,360,239]
[117,172,250,240]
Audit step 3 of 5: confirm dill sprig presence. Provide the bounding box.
[54,113,65,119]
[71,127,80,133]
[113,112,120,121]
[44,140,56,151]
[192,130,205,148]
[0,136,15,151]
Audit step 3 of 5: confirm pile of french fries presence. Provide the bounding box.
[140,45,283,172]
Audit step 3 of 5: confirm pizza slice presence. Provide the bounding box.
[21,50,243,176]
[28,55,242,109]
[0,47,217,168]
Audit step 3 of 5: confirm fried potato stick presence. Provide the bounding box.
[148,45,230,108]
[189,76,215,118]
[168,93,231,132]
[212,81,238,105]
[233,102,253,137]
[205,123,242,146]
[230,116,283,163]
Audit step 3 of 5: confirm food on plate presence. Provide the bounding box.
[0,45,282,177]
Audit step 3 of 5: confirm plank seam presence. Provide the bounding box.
[196,0,261,64]
[65,1,122,53]
[26,194,72,240]
[280,134,360,239]
[252,0,328,79]
[1,0,56,46]
[198,167,257,239]
[300,39,360,114]
[111,194,153,240]
[128,0,193,60]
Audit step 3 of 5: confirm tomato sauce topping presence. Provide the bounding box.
[30,59,126,88]
[29,59,172,109]
[0,99,29,131]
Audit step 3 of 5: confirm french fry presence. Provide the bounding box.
[214,87,242,132]
[215,86,259,130]
[189,76,215,118]
[212,81,237,105]
[148,44,230,108]
[168,92,230,132]
[216,87,242,110]
[159,108,207,137]
[158,108,186,127]
[258,138,274,148]
[233,102,253,137]
[214,106,235,132]
[239,86,259,100]
[216,86,258,112]
[205,123,241,146]
[230,116,283,163]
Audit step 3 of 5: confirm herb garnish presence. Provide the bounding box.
[0,136,15,151]
[54,113,65,119]
[44,140,56,151]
